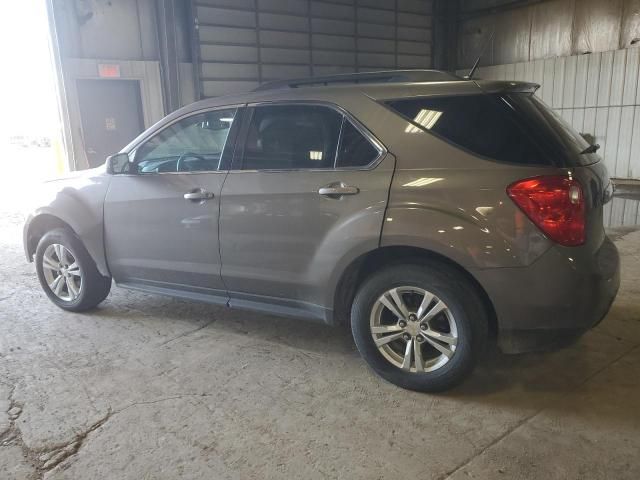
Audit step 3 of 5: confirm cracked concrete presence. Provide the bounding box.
[1,197,640,479]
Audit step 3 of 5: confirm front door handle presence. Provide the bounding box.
[318,183,360,198]
[184,189,214,201]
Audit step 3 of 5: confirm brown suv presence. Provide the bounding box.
[23,70,620,391]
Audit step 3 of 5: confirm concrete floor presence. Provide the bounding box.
[1,191,640,479]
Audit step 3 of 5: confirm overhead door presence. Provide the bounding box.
[192,0,434,98]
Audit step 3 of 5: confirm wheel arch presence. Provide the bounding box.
[24,214,75,261]
[332,245,498,337]
[24,213,110,278]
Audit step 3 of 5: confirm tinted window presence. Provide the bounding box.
[134,108,236,173]
[240,105,342,170]
[387,95,549,166]
[505,94,597,166]
[336,121,380,168]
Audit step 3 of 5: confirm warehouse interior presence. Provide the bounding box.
[0,0,639,478]
[38,0,640,226]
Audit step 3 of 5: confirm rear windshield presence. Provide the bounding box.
[505,94,598,166]
[386,93,598,167]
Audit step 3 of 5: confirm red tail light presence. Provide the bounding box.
[507,175,585,246]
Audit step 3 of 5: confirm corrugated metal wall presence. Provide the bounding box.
[193,0,434,97]
[454,0,640,225]
[457,0,640,68]
[53,0,192,63]
[604,193,640,228]
[460,48,640,226]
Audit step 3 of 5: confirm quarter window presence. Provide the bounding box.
[134,108,237,173]
[336,121,380,168]
[386,95,548,166]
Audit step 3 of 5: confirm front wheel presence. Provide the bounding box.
[35,228,112,312]
[351,263,488,392]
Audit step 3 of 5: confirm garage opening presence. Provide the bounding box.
[0,1,65,199]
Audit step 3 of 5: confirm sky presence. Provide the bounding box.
[0,1,61,138]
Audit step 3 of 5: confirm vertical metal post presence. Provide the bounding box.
[354,0,359,72]
[394,0,399,69]
[254,0,262,84]
[186,0,202,101]
[433,0,459,72]
[46,0,75,171]
[157,0,180,112]
[307,0,313,76]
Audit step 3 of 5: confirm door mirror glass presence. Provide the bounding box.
[106,153,131,174]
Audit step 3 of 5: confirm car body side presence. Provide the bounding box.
[23,80,619,352]
[24,168,112,277]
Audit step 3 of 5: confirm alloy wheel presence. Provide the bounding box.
[41,244,82,302]
[370,286,458,373]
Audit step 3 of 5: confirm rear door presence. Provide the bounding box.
[218,103,395,320]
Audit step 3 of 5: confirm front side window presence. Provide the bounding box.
[134,108,237,173]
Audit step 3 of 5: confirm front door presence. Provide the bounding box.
[77,79,145,168]
[104,107,241,302]
[219,104,395,319]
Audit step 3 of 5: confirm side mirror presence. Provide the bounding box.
[106,153,131,175]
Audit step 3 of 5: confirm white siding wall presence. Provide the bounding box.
[605,194,640,228]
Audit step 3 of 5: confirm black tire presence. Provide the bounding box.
[351,262,488,392]
[35,228,112,312]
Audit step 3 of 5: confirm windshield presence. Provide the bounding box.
[504,93,599,167]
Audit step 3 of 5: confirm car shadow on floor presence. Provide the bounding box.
[91,290,637,414]
[93,290,356,356]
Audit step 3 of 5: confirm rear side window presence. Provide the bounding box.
[240,105,342,170]
[237,104,380,170]
[386,95,549,166]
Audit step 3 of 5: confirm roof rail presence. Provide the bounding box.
[253,69,461,91]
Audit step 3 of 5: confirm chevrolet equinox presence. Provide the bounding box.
[24,70,620,392]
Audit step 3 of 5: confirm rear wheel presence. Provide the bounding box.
[351,263,487,392]
[35,228,111,312]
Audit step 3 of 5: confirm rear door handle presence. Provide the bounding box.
[318,183,360,197]
[184,189,214,201]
